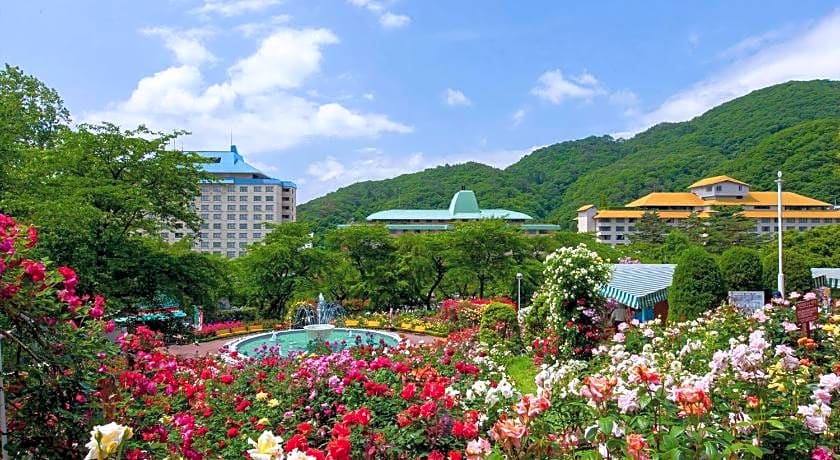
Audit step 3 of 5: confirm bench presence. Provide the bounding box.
[248,325,265,332]
[365,321,382,328]
[344,320,360,327]
[400,322,412,330]
[412,325,426,333]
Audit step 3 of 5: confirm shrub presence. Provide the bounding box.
[212,307,258,322]
[719,247,763,291]
[479,302,523,353]
[762,250,814,295]
[668,247,726,321]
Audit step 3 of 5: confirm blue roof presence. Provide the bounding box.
[193,145,297,189]
[367,190,533,221]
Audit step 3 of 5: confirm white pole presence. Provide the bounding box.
[776,171,785,296]
[0,336,8,460]
[516,273,522,310]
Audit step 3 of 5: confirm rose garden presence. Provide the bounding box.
[2,212,839,460]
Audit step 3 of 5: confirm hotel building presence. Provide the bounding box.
[161,145,297,257]
[358,189,561,235]
[577,175,840,245]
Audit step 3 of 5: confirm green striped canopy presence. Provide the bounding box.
[812,268,840,289]
[600,264,676,309]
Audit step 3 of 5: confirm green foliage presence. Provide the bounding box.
[300,81,840,231]
[479,302,523,353]
[449,220,526,298]
[704,206,759,253]
[719,247,764,291]
[504,355,538,394]
[762,249,813,295]
[633,210,668,244]
[669,247,726,321]
[781,224,840,268]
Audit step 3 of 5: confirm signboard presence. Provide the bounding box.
[729,291,764,313]
[795,299,820,324]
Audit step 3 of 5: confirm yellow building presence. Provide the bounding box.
[577,175,840,245]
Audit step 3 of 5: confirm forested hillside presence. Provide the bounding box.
[300,80,840,230]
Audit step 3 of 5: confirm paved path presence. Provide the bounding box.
[167,330,441,357]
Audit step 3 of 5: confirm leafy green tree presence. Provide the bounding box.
[668,247,726,321]
[325,224,401,307]
[237,222,326,318]
[655,230,693,263]
[450,220,525,298]
[719,247,763,291]
[762,249,813,295]
[680,210,705,244]
[705,206,757,253]
[396,232,455,306]
[633,209,668,244]
[782,224,840,268]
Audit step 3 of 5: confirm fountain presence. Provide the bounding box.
[270,331,278,342]
[303,293,337,342]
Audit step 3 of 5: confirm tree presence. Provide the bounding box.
[704,206,758,253]
[654,230,692,263]
[325,224,400,308]
[450,220,525,298]
[762,249,813,295]
[633,210,668,244]
[680,210,705,244]
[236,222,326,318]
[396,232,455,306]
[719,247,763,291]
[9,124,211,309]
[668,247,726,321]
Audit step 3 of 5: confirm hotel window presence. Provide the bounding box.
[227,223,236,229]
[615,218,624,223]
[239,223,248,229]
[212,238,221,245]
[253,186,262,192]
[212,195,221,201]
[200,223,209,230]
[227,204,236,211]
[254,223,263,229]
[601,218,611,223]
[240,196,248,201]
[253,196,262,202]
[226,214,235,220]
[265,186,274,192]
[799,226,807,231]
[213,251,221,255]
[616,235,625,240]
[825,219,833,223]
[616,226,625,231]
[598,226,612,232]
[282,188,291,193]
[160,232,169,239]
[239,232,247,239]
[738,185,742,191]
[213,223,221,229]
[213,204,222,211]
[227,251,236,258]
[253,214,262,220]
[265,214,274,220]
[715,185,722,191]
[601,235,611,240]
[280,206,288,210]
[762,226,770,232]
[706,186,712,192]
[253,205,262,211]
[200,242,209,248]
[239,205,248,211]
[212,213,222,220]
[200,213,209,219]
[228,195,236,201]
[227,233,235,238]
[239,242,247,248]
[201,185,209,192]
[628,227,635,232]
[253,232,262,239]
[239,214,248,220]
[266,205,275,211]
[227,242,236,248]
[798,218,807,223]
[811,219,820,223]
[201,205,209,211]
[227,185,235,192]
[200,195,210,201]
[213,186,221,192]
[239,186,248,192]
[282,214,290,219]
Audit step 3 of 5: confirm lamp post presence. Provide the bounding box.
[776,171,785,296]
[516,273,523,311]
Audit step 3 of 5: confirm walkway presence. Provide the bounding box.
[167,330,441,357]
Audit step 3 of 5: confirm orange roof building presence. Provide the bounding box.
[576,175,840,245]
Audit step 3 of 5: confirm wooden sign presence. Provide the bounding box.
[796,298,820,338]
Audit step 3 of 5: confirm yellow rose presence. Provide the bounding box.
[159,415,173,425]
[268,398,280,408]
[256,391,269,401]
[258,417,270,426]
[84,422,133,460]
[247,430,283,460]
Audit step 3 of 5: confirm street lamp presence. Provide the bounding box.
[775,171,785,296]
[516,273,523,311]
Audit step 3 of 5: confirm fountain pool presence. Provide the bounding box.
[228,328,401,358]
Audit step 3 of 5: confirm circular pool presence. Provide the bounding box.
[228,328,401,358]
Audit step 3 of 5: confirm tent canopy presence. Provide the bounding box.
[812,268,840,289]
[600,264,676,310]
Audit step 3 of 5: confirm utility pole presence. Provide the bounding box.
[776,171,785,296]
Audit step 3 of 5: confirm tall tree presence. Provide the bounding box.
[450,219,525,298]
[680,210,705,244]
[704,206,758,253]
[325,224,400,307]
[236,222,326,318]
[633,210,668,244]
[719,247,763,291]
[396,232,455,306]
[668,247,726,321]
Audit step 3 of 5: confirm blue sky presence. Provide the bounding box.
[2,1,840,202]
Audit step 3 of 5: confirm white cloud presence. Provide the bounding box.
[688,31,701,46]
[623,9,840,136]
[234,15,292,37]
[444,88,471,107]
[512,109,525,126]
[141,27,216,65]
[531,69,605,104]
[192,0,281,17]
[229,28,338,94]
[380,12,411,29]
[347,0,411,29]
[85,26,411,154]
[608,89,639,107]
[362,92,375,100]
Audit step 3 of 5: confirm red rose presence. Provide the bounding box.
[428,451,444,460]
[220,374,234,385]
[226,427,238,438]
[448,451,463,460]
[297,422,312,436]
[401,383,417,400]
[327,437,351,460]
[419,400,438,419]
[285,433,308,452]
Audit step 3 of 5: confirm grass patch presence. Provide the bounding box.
[505,355,538,394]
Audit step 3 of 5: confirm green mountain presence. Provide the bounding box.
[299,80,840,230]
